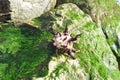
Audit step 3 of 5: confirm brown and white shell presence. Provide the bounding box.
[53,25,81,59]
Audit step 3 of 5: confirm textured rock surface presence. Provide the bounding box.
[0,0,11,22]
[56,0,120,55]
[0,1,120,80]
[68,0,120,70]
[29,3,119,80]
[56,0,120,72]
[0,0,56,24]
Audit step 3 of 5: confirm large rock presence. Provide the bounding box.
[73,0,120,69]
[0,0,56,24]
[56,0,120,71]
[0,2,120,80]
[75,0,120,78]
[29,3,120,80]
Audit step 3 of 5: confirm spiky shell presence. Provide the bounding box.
[53,32,73,49]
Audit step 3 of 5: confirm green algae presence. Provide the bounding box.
[0,1,120,80]
[0,23,54,80]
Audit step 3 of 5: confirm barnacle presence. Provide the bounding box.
[53,25,81,59]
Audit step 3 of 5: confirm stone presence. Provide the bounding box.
[56,0,120,77]
[29,3,119,80]
[0,0,56,24]
[1,1,120,80]
[0,0,11,22]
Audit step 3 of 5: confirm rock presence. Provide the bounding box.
[56,0,120,55]
[57,0,120,76]
[29,3,119,80]
[79,0,120,70]
[1,1,120,80]
[0,0,56,24]
[116,0,120,6]
[0,0,11,22]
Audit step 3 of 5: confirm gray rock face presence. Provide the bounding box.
[0,0,56,24]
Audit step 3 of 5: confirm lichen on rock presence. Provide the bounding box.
[0,0,120,80]
[30,3,120,80]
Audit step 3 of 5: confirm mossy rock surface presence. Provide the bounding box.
[56,0,120,59]
[0,23,54,79]
[0,2,120,80]
[30,3,119,80]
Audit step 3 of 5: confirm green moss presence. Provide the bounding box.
[75,26,115,79]
[95,0,120,59]
[0,23,54,80]
[32,2,120,80]
[37,67,48,77]
[77,49,108,79]
[83,22,97,31]
[0,27,23,54]
[98,64,108,80]
[0,63,8,79]
[1,2,120,80]
[32,13,56,30]
[67,10,80,20]
[110,70,120,80]
[49,62,68,78]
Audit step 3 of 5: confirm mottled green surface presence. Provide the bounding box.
[31,3,119,80]
[0,23,54,79]
[57,0,120,58]
[0,0,120,80]
[55,0,120,79]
